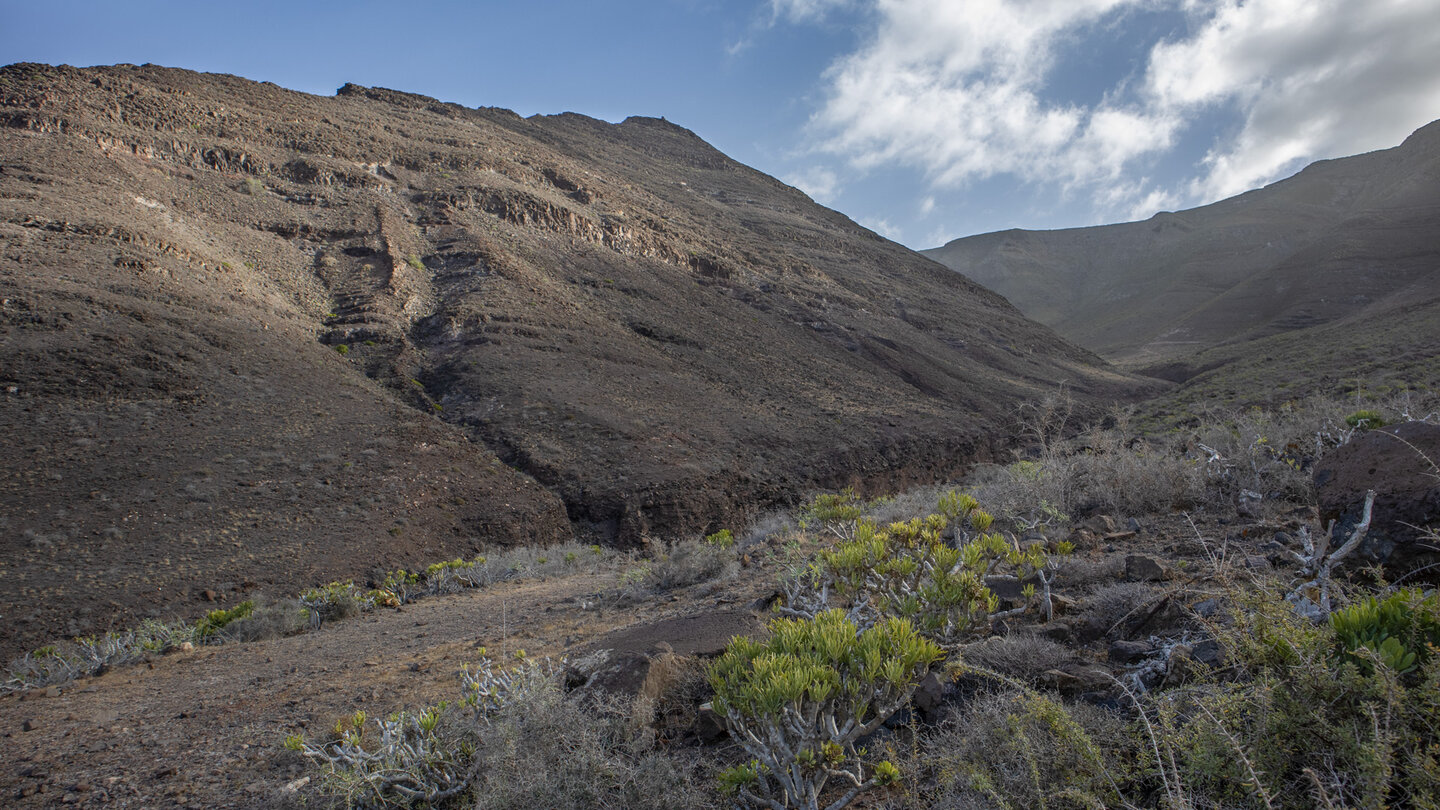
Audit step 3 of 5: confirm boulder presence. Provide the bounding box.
[1124,554,1169,582]
[1314,422,1440,571]
[911,671,947,720]
[563,609,765,700]
[1108,639,1155,664]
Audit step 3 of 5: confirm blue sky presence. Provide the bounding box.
[3,0,1438,248]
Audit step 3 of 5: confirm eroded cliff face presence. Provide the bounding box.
[0,62,1142,653]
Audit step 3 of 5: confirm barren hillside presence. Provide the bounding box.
[925,121,1440,386]
[0,63,1141,656]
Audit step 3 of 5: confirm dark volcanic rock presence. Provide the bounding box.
[1314,422,1440,571]
[565,609,764,699]
[1125,554,1169,582]
[0,63,1141,655]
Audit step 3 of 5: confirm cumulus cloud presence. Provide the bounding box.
[860,216,904,241]
[770,0,858,23]
[791,0,1440,222]
[1147,0,1440,200]
[783,166,843,202]
[810,0,1174,191]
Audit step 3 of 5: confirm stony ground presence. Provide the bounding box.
[0,503,1312,809]
[0,555,775,809]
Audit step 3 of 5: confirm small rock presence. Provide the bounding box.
[1192,598,1220,618]
[1040,665,1111,695]
[696,703,727,743]
[178,641,193,652]
[1108,639,1154,664]
[1126,517,1142,533]
[281,776,311,795]
[21,718,39,732]
[912,671,946,718]
[1037,622,1072,643]
[1124,554,1168,582]
[1080,515,1117,535]
[1049,593,1078,615]
[1242,555,1270,571]
[1192,638,1225,669]
[202,589,218,602]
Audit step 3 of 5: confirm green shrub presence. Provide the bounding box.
[335,344,349,355]
[798,488,869,536]
[289,657,543,808]
[705,528,735,548]
[1345,409,1388,429]
[708,610,942,810]
[193,600,255,642]
[371,569,422,607]
[780,492,1068,641]
[1148,587,1440,808]
[1330,588,1440,675]
[300,581,373,627]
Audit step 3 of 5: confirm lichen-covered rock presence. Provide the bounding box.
[1314,421,1440,571]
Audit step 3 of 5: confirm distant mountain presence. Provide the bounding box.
[0,63,1141,654]
[924,122,1440,388]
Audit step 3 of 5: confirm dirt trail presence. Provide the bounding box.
[0,564,766,808]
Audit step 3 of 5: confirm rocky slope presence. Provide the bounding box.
[924,121,1440,383]
[0,63,1139,656]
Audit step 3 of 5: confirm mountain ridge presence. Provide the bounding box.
[924,120,1440,380]
[0,62,1143,655]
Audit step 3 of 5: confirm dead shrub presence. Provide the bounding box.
[471,675,712,810]
[225,598,311,642]
[958,634,1080,683]
[1080,581,1165,635]
[913,687,1132,810]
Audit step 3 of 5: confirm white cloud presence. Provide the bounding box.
[810,0,1175,193]
[860,216,904,240]
[790,0,1440,224]
[1146,0,1440,200]
[783,166,843,202]
[919,196,936,215]
[770,0,856,23]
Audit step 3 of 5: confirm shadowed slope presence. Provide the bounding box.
[925,120,1440,385]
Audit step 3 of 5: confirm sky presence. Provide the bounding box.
[3,0,1438,249]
